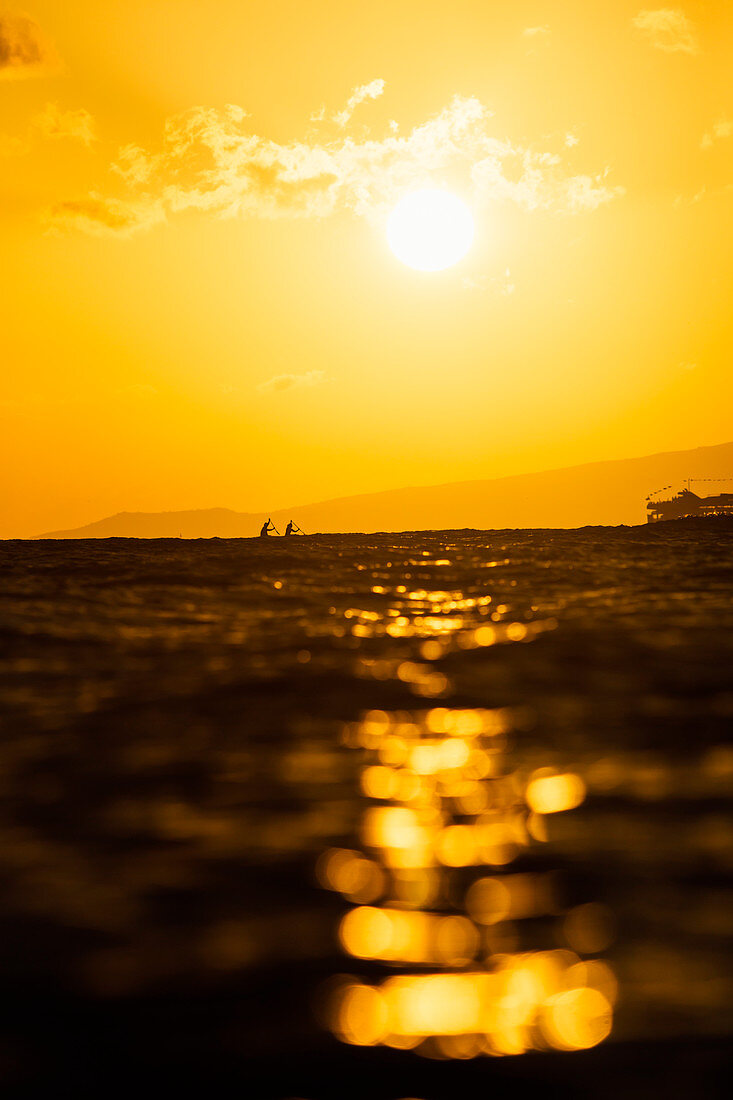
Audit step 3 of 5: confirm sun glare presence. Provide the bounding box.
[387,189,474,272]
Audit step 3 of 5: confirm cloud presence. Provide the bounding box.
[112,143,163,184]
[333,78,385,127]
[631,9,699,54]
[45,193,165,237]
[33,102,96,145]
[673,181,733,207]
[1,102,95,158]
[55,89,622,237]
[0,101,94,159]
[0,11,58,80]
[701,118,732,149]
[522,25,551,55]
[562,171,620,212]
[257,370,327,394]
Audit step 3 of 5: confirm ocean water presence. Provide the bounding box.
[0,526,732,1095]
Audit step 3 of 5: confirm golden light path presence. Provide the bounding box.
[321,707,614,1056]
[310,572,611,1060]
[387,189,474,272]
[316,580,616,1061]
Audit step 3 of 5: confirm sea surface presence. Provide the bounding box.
[0,525,732,1096]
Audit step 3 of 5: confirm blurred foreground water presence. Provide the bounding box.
[0,526,732,1095]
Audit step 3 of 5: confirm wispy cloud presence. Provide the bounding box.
[33,102,96,145]
[673,181,733,207]
[1,102,96,158]
[701,118,732,150]
[631,9,699,54]
[257,370,328,394]
[522,25,551,55]
[49,89,622,238]
[562,170,620,212]
[333,78,385,128]
[45,194,165,237]
[311,78,386,127]
[0,11,58,80]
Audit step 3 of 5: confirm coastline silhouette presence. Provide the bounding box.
[31,440,733,539]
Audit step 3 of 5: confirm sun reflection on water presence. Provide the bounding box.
[319,701,616,1058]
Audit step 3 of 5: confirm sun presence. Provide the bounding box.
[387,188,474,272]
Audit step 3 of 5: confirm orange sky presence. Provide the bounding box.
[1,1,732,536]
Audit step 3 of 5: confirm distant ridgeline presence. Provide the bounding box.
[37,441,733,538]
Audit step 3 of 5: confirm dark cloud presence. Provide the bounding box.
[45,194,165,237]
[0,12,57,80]
[257,370,327,394]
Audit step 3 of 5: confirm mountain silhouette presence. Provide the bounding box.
[37,440,733,538]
